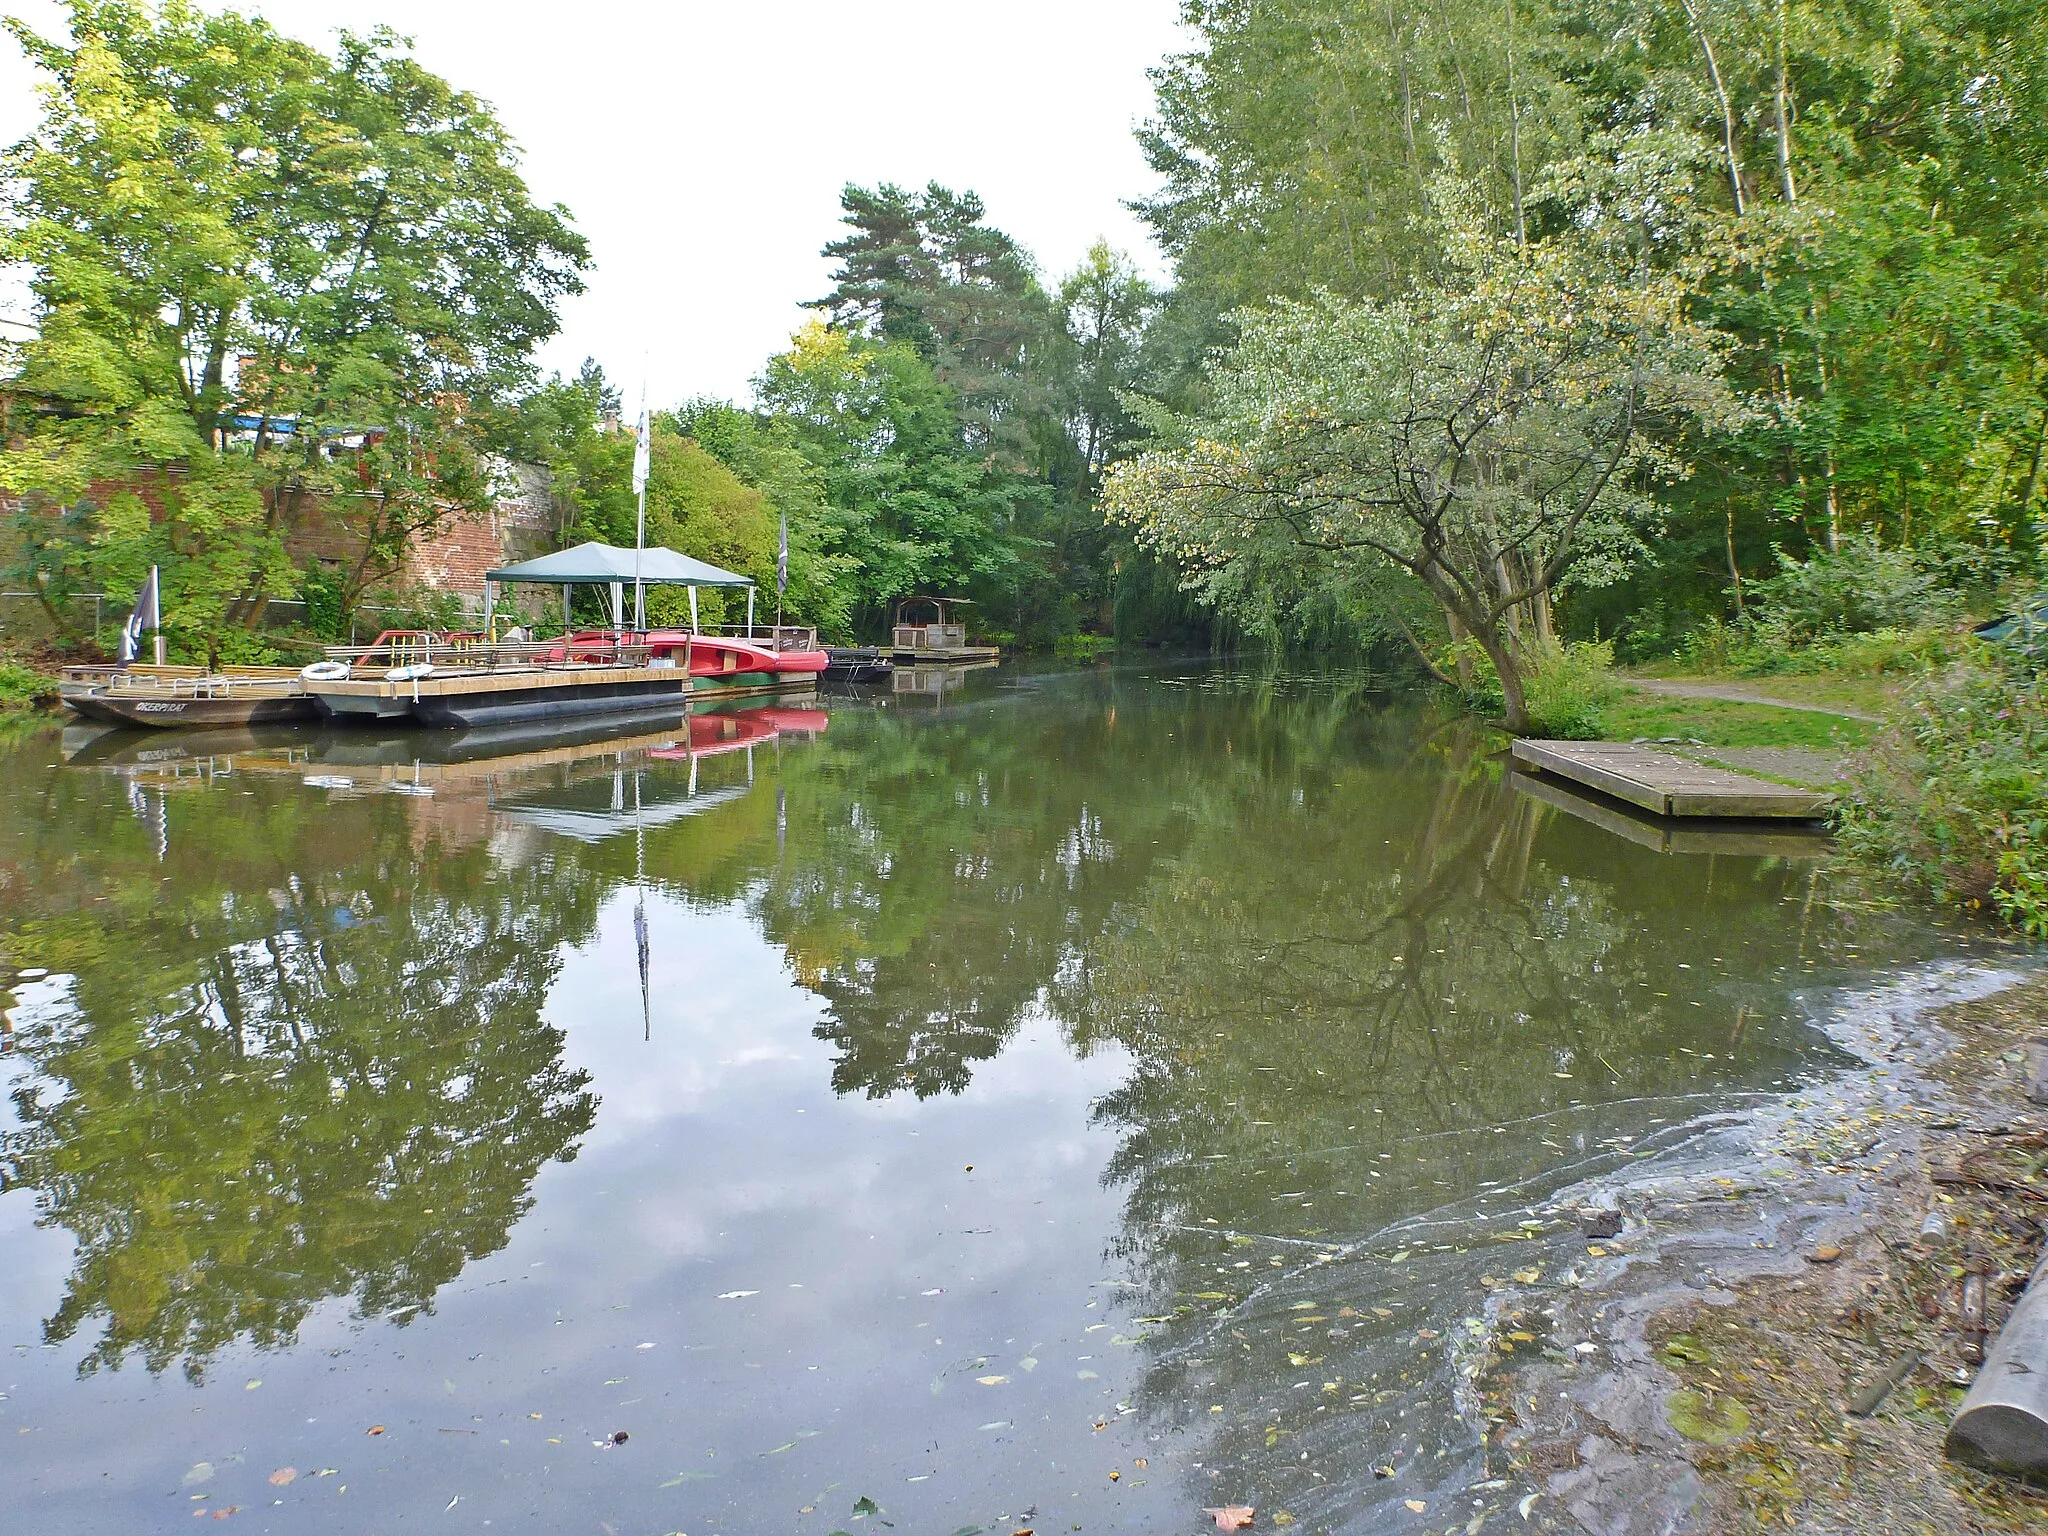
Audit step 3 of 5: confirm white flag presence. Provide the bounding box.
[631,408,651,496]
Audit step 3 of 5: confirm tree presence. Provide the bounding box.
[756,320,1032,621]
[1107,164,1738,732]
[0,0,588,650]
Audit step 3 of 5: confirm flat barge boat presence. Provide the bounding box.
[301,627,829,728]
[58,664,320,729]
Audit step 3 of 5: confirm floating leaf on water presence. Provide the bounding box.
[1513,1269,1541,1284]
[852,1494,881,1517]
[244,1379,262,1391]
[976,1374,1009,1386]
[759,1441,798,1457]
[1405,1498,1428,1512]
[1389,1251,1410,1264]
[1018,1356,1038,1372]
[365,1426,384,1436]
[1668,1389,1751,1446]
[1077,1370,1099,1380]
[183,1463,214,1486]
[267,1468,296,1486]
[979,1420,1011,1430]
[716,1291,759,1300]
[1518,1492,1541,1519]
[1204,1507,1256,1530]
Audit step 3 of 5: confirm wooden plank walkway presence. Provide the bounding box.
[1510,739,1833,820]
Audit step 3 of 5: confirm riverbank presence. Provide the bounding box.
[1474,964,2048,1535]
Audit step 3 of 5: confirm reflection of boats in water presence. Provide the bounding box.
[65,698,827,786]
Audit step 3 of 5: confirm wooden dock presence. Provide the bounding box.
[1509,739,1832,820]
[1510,767,1832,856]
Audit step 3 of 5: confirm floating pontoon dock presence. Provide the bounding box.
[1509,739,1832,820]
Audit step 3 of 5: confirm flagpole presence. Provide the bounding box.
[631,384,649,635]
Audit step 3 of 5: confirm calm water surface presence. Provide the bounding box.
[0,664,1956,1533]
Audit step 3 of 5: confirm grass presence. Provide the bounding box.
[1624,663,1893,717]
[1594,691,1876,750]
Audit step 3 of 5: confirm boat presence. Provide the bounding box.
[58,664,320,730]
[823,646,894,683]
[300,626,829,728]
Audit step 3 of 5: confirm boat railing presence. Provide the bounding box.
[320,632,657,674]
[693,624,819,652]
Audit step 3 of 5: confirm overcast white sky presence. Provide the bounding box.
[0,0,1187,404]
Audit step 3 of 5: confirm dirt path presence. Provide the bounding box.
[1624,676,1883,723]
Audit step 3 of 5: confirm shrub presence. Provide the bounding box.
[1746,536,1947,643]
[1520,638,1624,739]
[0,659,58,711]
[1837,647,2048,934]
[1449,635,1622,738]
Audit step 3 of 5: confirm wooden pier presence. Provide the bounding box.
[1509,739,1833,820]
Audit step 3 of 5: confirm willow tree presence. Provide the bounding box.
[1107,158,1738,732]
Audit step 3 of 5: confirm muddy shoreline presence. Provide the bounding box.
[1473,962,2048,1535]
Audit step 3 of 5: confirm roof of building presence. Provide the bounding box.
[487,541,754,588]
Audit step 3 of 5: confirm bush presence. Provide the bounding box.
[0,659,58,712]
[1837,647,2048,934]
[1746,536,1947,643]
[1520,638,1624,738]
[1449,635,1622,738]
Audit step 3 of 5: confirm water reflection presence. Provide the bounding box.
[0,672,1950,1529]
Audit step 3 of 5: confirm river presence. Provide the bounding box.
[0,661,1972,1532]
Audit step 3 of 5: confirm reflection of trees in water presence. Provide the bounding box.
[1054,721,1918,1518]
[0,754,602,1380]
[735,682,1917,1516]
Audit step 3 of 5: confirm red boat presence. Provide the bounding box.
[555,628,829,686]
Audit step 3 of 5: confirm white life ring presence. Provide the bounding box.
[301,660,352,682]
[384,663,436,683]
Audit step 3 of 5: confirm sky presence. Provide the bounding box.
[0,0,1189,405]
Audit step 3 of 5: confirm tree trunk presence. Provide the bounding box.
[1680,0,1747,216]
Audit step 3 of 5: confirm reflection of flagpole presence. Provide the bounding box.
[633,766,650,1042]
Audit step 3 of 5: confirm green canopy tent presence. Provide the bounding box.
[484,541,756,638]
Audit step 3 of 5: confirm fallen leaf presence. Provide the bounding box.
[1809,1245,1843,1264]
[1108,1470,1120,1481]
[1273,1516,1294,1527]
[1204,1506,1255,1530]
[244,1379,262,1391]
[976,1375,1009,1386]
[365,1426,384,1436]
[267,1468,296,1486]
[1405,1498,1428,1512]
[1135,1457,1148,1469]
[852,1494,881,1517]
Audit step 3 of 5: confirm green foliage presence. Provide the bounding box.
[1743,538,1946,644]
[0,0,587,655]
[0,659,57,711]
[1520,640,1626,739]
[1838,649,2048,931]
[1107,155,1736,731]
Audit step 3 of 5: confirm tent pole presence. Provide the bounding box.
[747,586,755,636]
[612,581,623,643]
[689,585,699,634]
[562,584,571,637]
